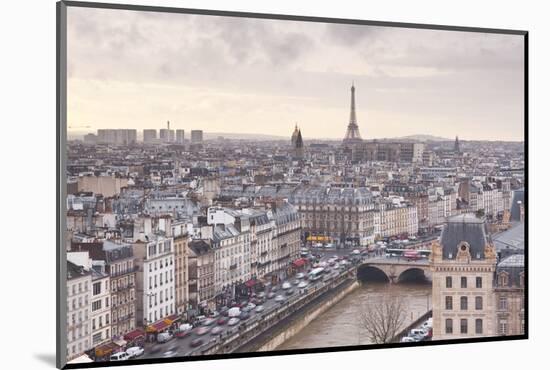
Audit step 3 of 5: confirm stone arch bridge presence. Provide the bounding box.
[357,258,431,284]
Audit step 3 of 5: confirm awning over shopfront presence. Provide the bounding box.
[68,354,93,364]
[94,342,121,357]
[245,278,257,288]
[123,329,145,342]
[146,319,171,333]
[292,258,307,268]
[165,314,179,324]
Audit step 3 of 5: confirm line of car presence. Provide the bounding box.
[400,318,433,343]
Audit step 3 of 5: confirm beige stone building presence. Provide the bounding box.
[431,214,497,340]
[290,186,375,246]
[72,240,137,338]
[495,254,525,336]
[172,221,190,318]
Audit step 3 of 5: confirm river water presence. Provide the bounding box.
[277,282,432,350]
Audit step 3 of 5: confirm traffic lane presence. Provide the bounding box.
[139,268,352,359]
[140,302,281,358]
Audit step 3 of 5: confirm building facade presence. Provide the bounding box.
[133,236,176,327]
[90,265,111,348]
[290,186,375,246]
[495,254,525,336]
[172,221,190,317]
[430,214,497,340]
[66,261,92,362]
[188,240,215,311]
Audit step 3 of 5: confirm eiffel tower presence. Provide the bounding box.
[342,84,363,146]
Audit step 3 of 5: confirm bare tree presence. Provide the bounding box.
[359,294,408,344]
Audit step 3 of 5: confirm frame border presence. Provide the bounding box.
[57,1,68,369]
[56,1,529,369]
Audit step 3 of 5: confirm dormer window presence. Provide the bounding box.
[498,272,509,287]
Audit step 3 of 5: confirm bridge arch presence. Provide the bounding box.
[357,264,390,283]
[397,267,429,284]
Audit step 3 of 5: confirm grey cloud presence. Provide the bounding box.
[325,23,380,46]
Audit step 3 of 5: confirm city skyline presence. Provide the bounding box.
[67,7,524,142]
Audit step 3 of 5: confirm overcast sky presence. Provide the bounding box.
[67,7,525,141]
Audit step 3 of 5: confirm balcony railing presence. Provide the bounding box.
[110,265,139,278]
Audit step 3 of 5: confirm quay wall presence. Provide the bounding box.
[196,268,358,356]
[256,280,359,352]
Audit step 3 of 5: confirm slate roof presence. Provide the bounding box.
[440,214,491,260]
[510,189,525,222]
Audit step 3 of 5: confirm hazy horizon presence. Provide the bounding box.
[67,7,525,141]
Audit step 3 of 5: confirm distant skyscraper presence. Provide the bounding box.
[160,121,174,143]
[176,129,185,144]
[191,130,203,143]
[143,129,157,143]
[342,84,363,146]
[96,129,136,145]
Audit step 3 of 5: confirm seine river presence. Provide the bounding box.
[277,282,432,350]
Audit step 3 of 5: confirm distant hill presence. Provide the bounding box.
[393,134,452,142]
[204,132,288,141]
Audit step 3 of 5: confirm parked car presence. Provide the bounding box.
[298,281,308,288]
[110,352,130,361]
[285,288,295,296]
[125,347,144,358]
[208,311,220,318]
[296,273,305,279]
[217,317,228,325]
[267,292,276,299]
[228,307,241,317]
[157,332,173,343]
[400,337,415,343]
[410,328,428,338]
[210,326,223,335]
[239,311,250,320]
[282,282,291,290]
[190,338,204,347]
[175,330,191,339]
[245,302,256,310]
[255,305,265,313]
[275,295,285,303]
[228,317,240,326]
[202,318,216,326]
[293,279,301,285]
[179,323,193,332]
[195,326,210,336]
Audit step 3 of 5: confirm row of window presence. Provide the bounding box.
[68,339,90,358]
[148,258,173,272]
[445,296,483,310]
[70,281,89,296]
[445,318,483,334]
[446,276,483,289]
[91,314,110,330]
[70,296,89,311]
[147,304,174,323]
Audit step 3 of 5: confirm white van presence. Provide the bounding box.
[157,332,173,343]
[110,352,130,361]
[179,323,193,332]
[228,307,241,318]
[125,346,144,358]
